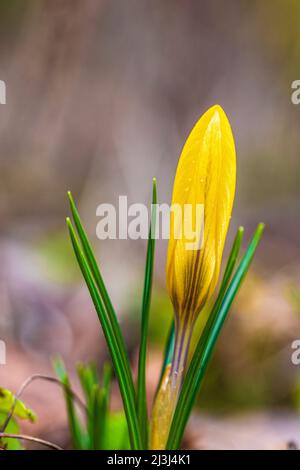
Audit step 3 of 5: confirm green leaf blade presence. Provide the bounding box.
[66,218,142,450]
[67,192,136,416]
[90,363,112,450]
[136,178,157,448]
[53,358,86,449]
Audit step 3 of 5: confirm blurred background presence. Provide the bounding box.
[0,0,300,449]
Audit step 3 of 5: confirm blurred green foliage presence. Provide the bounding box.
[53,359,130,450]
[0,387,36,450]
[36,231,80,284]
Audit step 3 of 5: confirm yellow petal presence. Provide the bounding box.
[166,105,236,323]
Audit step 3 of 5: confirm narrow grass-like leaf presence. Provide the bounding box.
[90,364,112,449]
[217,226,244,301]
[167,223,264,449]
[77,362,98,404]
[53,358,86,449]
[90,385,104,449]
[68,192,135,404]
[102,363,113,392]
[76,363,100,448]
[67,218,142,449]
[155,321,175,396]
[137,178,157,448]
[162,321,175,371]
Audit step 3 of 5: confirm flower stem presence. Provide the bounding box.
[150,319,193,449]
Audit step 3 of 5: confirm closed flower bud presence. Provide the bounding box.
[151,105,236,449]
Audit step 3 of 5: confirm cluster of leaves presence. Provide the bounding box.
[53,359,129,449]
[66,181,264,449]
[0,388,36,450]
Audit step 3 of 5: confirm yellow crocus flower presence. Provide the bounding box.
[151,104,236,449]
